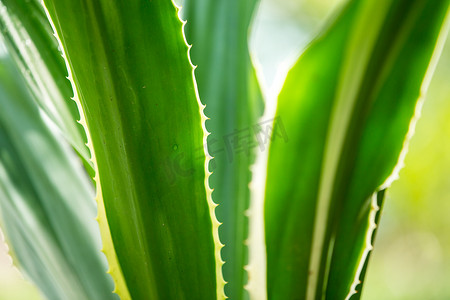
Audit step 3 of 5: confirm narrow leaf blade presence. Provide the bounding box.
[184,1,264,298]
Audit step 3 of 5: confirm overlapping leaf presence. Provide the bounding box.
[0,50,115,300]
[265,0,450,299]
[0,0,92,174]
[183,1,264,298]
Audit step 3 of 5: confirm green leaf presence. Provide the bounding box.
[42,0,220,299]
[347,189,385,300]
[183,0,264,298]
[264,0,450,299]
[0,0,92,174]
[0,51,115,300]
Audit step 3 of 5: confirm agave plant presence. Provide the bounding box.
[0,0,449,299]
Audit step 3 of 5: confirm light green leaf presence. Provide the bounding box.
[42,0,219,299]
[0,51,115,300]
[183,0,264,298]
[264,0,450,299]
[0,0,92,174]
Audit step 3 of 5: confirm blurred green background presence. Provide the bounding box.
[1,0,449,299]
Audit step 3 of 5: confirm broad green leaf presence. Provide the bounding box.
[264,0,450,299]
[42,0,219,299]
[0,0,92,174]
[183,0,264,298]
[0,51,115,300]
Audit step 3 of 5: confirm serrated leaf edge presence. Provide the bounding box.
[344,6,450,299]
[0,225,22,278]
[40,1,131,299]
[343,192,380,300]
[172,1,226,299]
